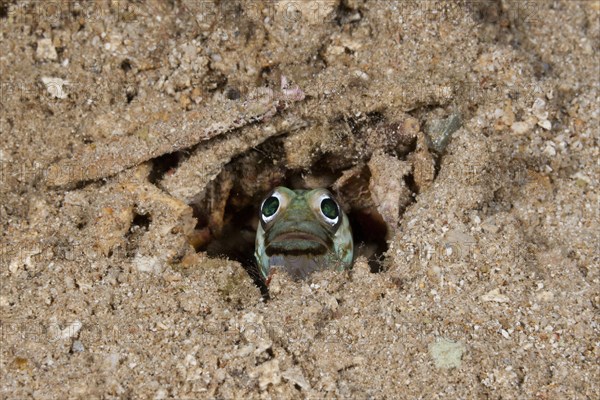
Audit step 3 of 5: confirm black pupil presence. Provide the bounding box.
[321,198,338,219]
[262,196,279,217]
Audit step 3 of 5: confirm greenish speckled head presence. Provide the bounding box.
[255,187,353,281]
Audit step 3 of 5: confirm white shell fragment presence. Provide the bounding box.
[481,288,510,303]
[41,77,69,99]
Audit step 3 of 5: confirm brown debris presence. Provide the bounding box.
[84,164,197,270]
[46,79,305,188]
[205,169,234,237]
[368,151,413,235]
[332,164,373,211]
[409,132,437,192]
[160,111,307,203]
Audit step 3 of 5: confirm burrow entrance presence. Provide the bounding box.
[200,168,390,272]
[175,110,438,287]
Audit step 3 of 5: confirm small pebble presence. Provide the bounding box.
[282,367,311,390]
[424,113,462,152]
[511,121,531,135]
[537,119,552,130]
[36,38,58,61]
[429,338,465,369]
[154,388,167,400]
[71,340,85,353]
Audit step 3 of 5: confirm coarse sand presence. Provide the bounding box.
[1,1,598,398]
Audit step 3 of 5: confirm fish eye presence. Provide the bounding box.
[261,192,281,223]
[320,197,339,225]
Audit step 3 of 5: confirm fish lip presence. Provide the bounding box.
[271,232,327,246]
[266,231,329,255]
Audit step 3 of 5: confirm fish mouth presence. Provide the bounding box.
[265,231,329,255]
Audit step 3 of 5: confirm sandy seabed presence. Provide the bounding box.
[1,1,598,399]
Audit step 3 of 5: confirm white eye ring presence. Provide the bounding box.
[261,191,284,224]
[317,193,340,226]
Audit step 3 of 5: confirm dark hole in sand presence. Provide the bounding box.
[120,59,132,72]
[123,209,153,258]
[131,211,152,231]
[195,167,390,287]
[148,152,183,184]
[188,109,424,287]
